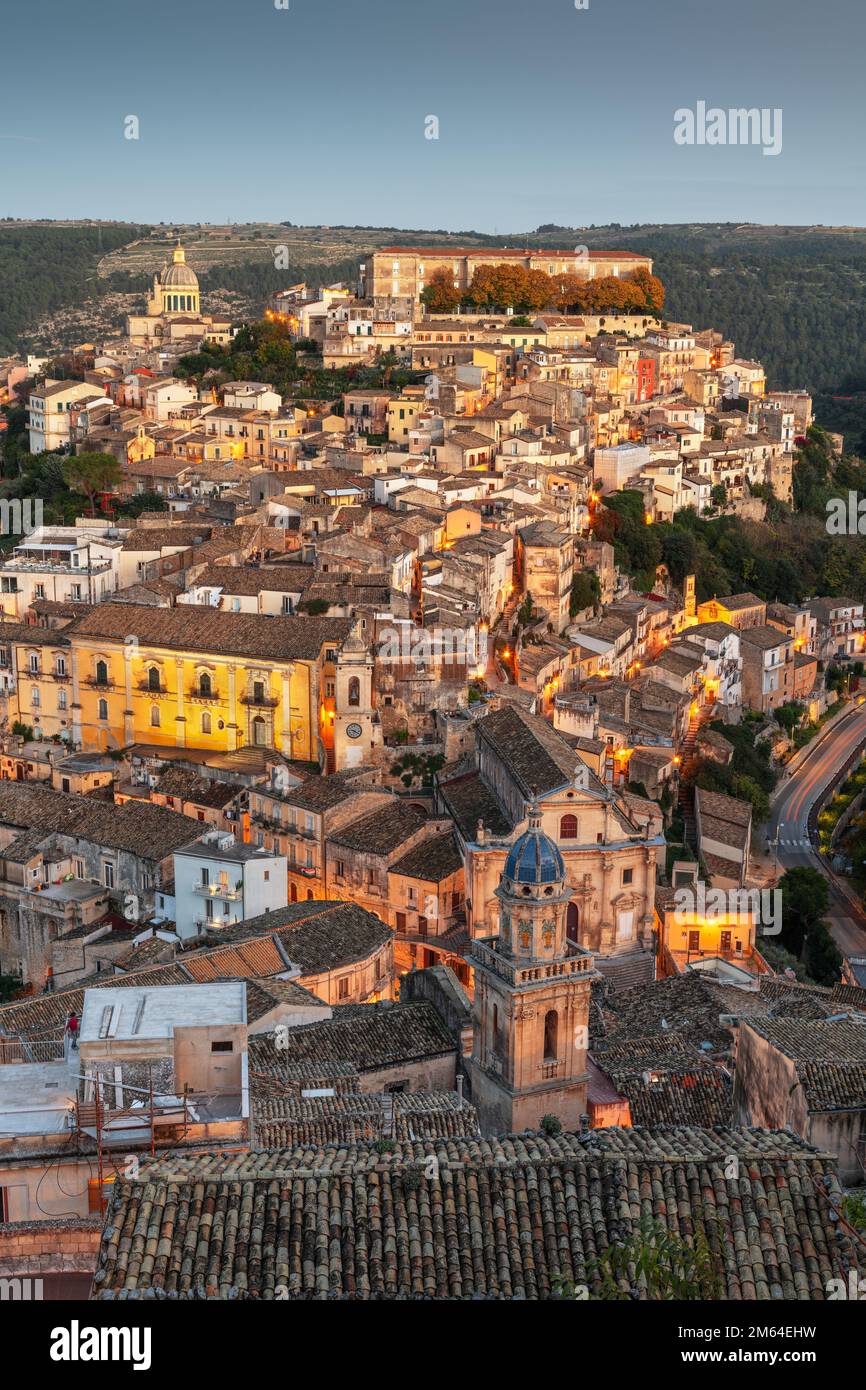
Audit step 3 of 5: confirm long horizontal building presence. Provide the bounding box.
[364,246,653,302]
[9,605,377,769]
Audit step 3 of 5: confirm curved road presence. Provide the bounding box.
[767,701,866,958]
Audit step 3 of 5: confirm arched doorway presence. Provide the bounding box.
[566,900,580,945]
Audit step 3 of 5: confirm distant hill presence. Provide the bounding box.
[0,223,145,355]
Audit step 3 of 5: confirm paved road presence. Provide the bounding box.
[767,702,866,958]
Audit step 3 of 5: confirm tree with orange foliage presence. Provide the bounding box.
[627,267,666,313]
[421,266,461,314]
[520,269,556,311]
[553,274,589,312]
[465,264,499,308]
[466,263,557,312]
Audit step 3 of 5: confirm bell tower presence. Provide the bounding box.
[332,631,380,771]
[468,804,596,1135]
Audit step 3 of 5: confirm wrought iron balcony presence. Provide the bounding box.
[240,692,279,708]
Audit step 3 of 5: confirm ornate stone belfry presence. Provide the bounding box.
[468,804,596,1135]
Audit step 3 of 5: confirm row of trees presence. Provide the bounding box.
[420,263,665,317]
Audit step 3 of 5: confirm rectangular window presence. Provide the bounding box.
[211,1041,233,1053]
[103,862,115,889]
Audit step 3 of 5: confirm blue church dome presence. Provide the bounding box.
[504,807,565,886]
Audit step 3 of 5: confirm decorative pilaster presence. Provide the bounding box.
[175,658,185,746]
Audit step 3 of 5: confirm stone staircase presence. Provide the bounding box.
[594,950,656,993]
[677,709,703,848]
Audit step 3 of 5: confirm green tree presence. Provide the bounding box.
[802,922,843,986]
[775,701,805,735]
[779,866,830,956]
[61,452,123,515]
[569,570,600,618]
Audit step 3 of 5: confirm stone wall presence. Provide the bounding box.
[0,1217,102,1280]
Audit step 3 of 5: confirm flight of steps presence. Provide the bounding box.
[595,950,656,993]
[676,710,703,848]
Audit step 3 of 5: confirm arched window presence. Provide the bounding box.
[543,1009,558,1062]
[97,698,108,721]
[560,813,578,840]
[199,672,212,697]
[148,666,161,692]
[95,660,108,686]
[492,1003,499,1045]
[566,901,580,945]
[150,705,160,728]
[201,712,212,734]
[347,676,360,707]
[290,882,297,902]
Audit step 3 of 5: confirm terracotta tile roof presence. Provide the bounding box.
[328,802,429,855]
[591,1052,733,1127]
[91,1126,861,1300]
[243,977,325,1020]
[122,526,211,551]
[202,900,392,977]
[182,938,288,981]
[435,769,513,839]
[389,831,463,883]
[153,767,238,809]
[477,705,600,799]
[66,603,354,663]
[599,971,749,1054]
[743,1019,866,1112]
[250,1088,479,1148]
[0,783,203,861]
[191,564,314,596]
[281,772,372,814]
[248,1000,455,1076]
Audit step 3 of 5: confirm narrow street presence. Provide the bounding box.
[765,702,866,958]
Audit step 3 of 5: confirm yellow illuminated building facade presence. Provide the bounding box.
[12,607,363,765]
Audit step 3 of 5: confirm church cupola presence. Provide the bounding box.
[497,803,571,961]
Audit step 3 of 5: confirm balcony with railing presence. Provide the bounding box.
[187,687,221,704]
[240,691,279,708]
[539,1059,565,1081]
[471,936,594,988]
[193,881,242,901]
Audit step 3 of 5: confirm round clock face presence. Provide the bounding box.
[345,722,363,739]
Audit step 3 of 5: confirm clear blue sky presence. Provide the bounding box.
[2,0,864,228]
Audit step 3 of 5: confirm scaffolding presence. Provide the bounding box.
[71,1067,193,1215]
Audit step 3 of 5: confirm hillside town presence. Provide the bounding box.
[0,239,865,1306]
